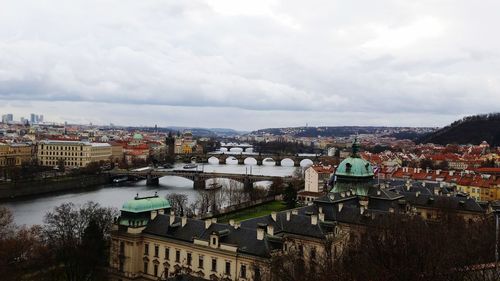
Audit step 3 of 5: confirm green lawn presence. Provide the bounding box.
[217,201,290,223]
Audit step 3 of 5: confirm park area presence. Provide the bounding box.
[216,200,290,223]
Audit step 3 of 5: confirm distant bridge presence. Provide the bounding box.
[182,153,327,167]
[109,169,294,189]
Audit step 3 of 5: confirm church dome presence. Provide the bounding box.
[336,157,374,178]
[132,133,143,140]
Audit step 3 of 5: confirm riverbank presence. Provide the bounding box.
[0,174,111,200]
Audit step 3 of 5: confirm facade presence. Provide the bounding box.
[0,143,33,167]
[37,140,112,168]
[298,165,334,203]
[109,196,348,281]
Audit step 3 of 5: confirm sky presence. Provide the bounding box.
[1,0,499,131]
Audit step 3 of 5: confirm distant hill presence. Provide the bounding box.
[417,113,500,146]
[249,126,434,139]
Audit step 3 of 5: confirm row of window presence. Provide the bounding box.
[143,243,257,279]
[40,145,85,151]
[40,151,86,156]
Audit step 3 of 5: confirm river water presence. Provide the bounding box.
[2,161,304,226]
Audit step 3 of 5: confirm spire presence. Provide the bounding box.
[352,138,360,157]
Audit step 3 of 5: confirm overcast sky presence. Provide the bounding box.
[1,0,499,130]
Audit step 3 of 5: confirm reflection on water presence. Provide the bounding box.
[2,163,298,226]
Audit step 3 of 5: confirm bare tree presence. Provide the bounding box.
[166,193,189,217]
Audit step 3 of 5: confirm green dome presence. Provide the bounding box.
[121,195,170,213]
[336,157,374,178]
[133,133,143,140]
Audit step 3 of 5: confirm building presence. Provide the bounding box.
[0,143,33,167]
[109,194,348,281]
[37,140,112,168]
[298,165,334,203]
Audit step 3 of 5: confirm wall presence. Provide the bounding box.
[0,174,110,199]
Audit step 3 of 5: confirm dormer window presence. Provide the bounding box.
[346,163,352,173]
[210,235,219,248]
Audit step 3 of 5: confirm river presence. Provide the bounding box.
[2,161,305,226]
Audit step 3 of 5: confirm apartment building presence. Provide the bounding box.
[37,140,112,168]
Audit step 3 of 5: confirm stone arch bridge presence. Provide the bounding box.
[182,153,328,167]
[109,170,294,190]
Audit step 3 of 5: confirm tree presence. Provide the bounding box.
[283,184,297,208]
[43,201,118,281]
[166,193,189,217]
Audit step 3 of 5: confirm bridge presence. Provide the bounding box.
[182,153,327,167]
[109,169,294,189]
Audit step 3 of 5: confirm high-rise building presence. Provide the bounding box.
[30,113,36,123]
[2,114,13,123]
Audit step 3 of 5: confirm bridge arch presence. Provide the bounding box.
[262,157,276,166]
[300,159,314,167]
[244,157,257,165]
[225,156,238,165]
[280,158,295,167]
[229,147,244,153]
[208,156,219,164]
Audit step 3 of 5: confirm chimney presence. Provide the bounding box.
[319,213,325,222]
[426,168,430,174]
[286,211,291,221]
[338,203,344,212]
[422,181,426,187]
[234,222,240,229]
[181,216,187,227]
[318,207,323,214]
[417,168,422,173]
[169,211,175,225]
[360,206,365,215]
[151,210,158,220]
[271,212,277,221]
[389,208,394,213]
[205,219,212,229]
[436,169,441,175]
[257,228,265,240]
[267,225,274,236]
[229,219,235,226]
[413,168,417,173]
[212,218,217,224]
[341,192,346,198]
[449,170,454,176]
[346,191,351,196]
[311,214,318,225]
[376,190,381,196]
[416,191,420,197]
[292,209,298,215]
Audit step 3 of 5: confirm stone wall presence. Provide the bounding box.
[0,174,110,200]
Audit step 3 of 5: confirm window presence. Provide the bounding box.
[144,243,149,255]
[143,261,148,273]
[175,250,180,263]
[154,245,159,257]
[212,237,217,246]
[165,248,170,260]
[211,258,217,272]
[119,261,124,272]
[311,247,316,261]
[187,253,192,266]
[225,261,231,275]
[154,264,158,276]
[254,266,261,281]
[298,245,303,255]
[240,264,247,278]
[119,241,125,255]
[198,255,204,269]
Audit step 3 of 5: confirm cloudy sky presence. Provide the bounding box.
[1,0,499,130]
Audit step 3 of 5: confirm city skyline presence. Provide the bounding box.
[1,1,500,130]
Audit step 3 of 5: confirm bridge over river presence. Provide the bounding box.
[108,169,294,189]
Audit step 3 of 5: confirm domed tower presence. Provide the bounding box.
[118,193,171,233]
[332,138,374,196]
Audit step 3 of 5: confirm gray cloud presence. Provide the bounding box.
[1,0,500,129]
